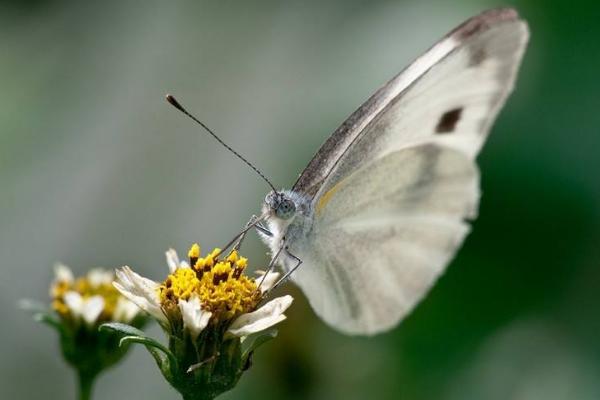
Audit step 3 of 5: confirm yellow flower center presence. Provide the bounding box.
[159,245,260,321]
[51,272,121,321]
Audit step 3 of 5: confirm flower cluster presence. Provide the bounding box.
[23,265,146,400]
[107,244,292,400]
[51,265,140,326]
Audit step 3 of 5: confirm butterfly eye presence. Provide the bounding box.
[276,199,296,220]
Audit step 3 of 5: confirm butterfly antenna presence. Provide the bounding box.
[166,94,278,193]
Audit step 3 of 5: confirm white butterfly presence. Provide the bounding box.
[258,8,529,335]
[169,8,529,336]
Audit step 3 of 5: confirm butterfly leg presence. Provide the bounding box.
[232,217,253,251]
[256,245,283,292]
[234,215,272,251]
[234,218,273,254]
[265,247,303,295]
[254,220,273,237]
[218,212,269,256]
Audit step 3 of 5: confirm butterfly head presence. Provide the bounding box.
[265,191,296,220]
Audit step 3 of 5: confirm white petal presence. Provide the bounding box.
[227,295,293,337]
[166,248,180,273]
[81,296,105,325]
[254,270,280,294]
[54,263,74,284]
[113,297,140,323]
[113,266,166,323]
[115,266,161,300]
[114,281,162,322]
[87,268,113,287]
[178,296,211,340]
[63,291,84,316]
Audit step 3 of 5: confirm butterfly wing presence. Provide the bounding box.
[287,9,529,335]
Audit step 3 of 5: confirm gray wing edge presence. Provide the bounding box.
[291,8,522,199]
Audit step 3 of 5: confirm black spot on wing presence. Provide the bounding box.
[469,47,487,66]
[436,108,463,134]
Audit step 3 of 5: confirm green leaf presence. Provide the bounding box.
[241,328,278,361]
[99,322,177,373]
[99,322,147,337]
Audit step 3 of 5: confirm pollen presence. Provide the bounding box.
[160,268,200,304]
[188,243,201,265]
[158,245,260,322]
[226,250,239,263]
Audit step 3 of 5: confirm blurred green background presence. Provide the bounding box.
[2,0,599,399]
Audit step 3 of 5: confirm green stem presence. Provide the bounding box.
[77,371,96,400]
[182,394,216,400]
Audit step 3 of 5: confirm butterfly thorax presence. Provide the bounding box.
[262,190,313,269]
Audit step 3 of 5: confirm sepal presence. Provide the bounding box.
[99,322,177,375]
[34,311,63,332]
[241,328,278,365]
[20,299,64,333]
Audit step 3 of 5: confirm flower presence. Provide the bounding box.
[51,264,142,326]
[23,264,146,400]
[114,245,292,339]
[106,244,293,400]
